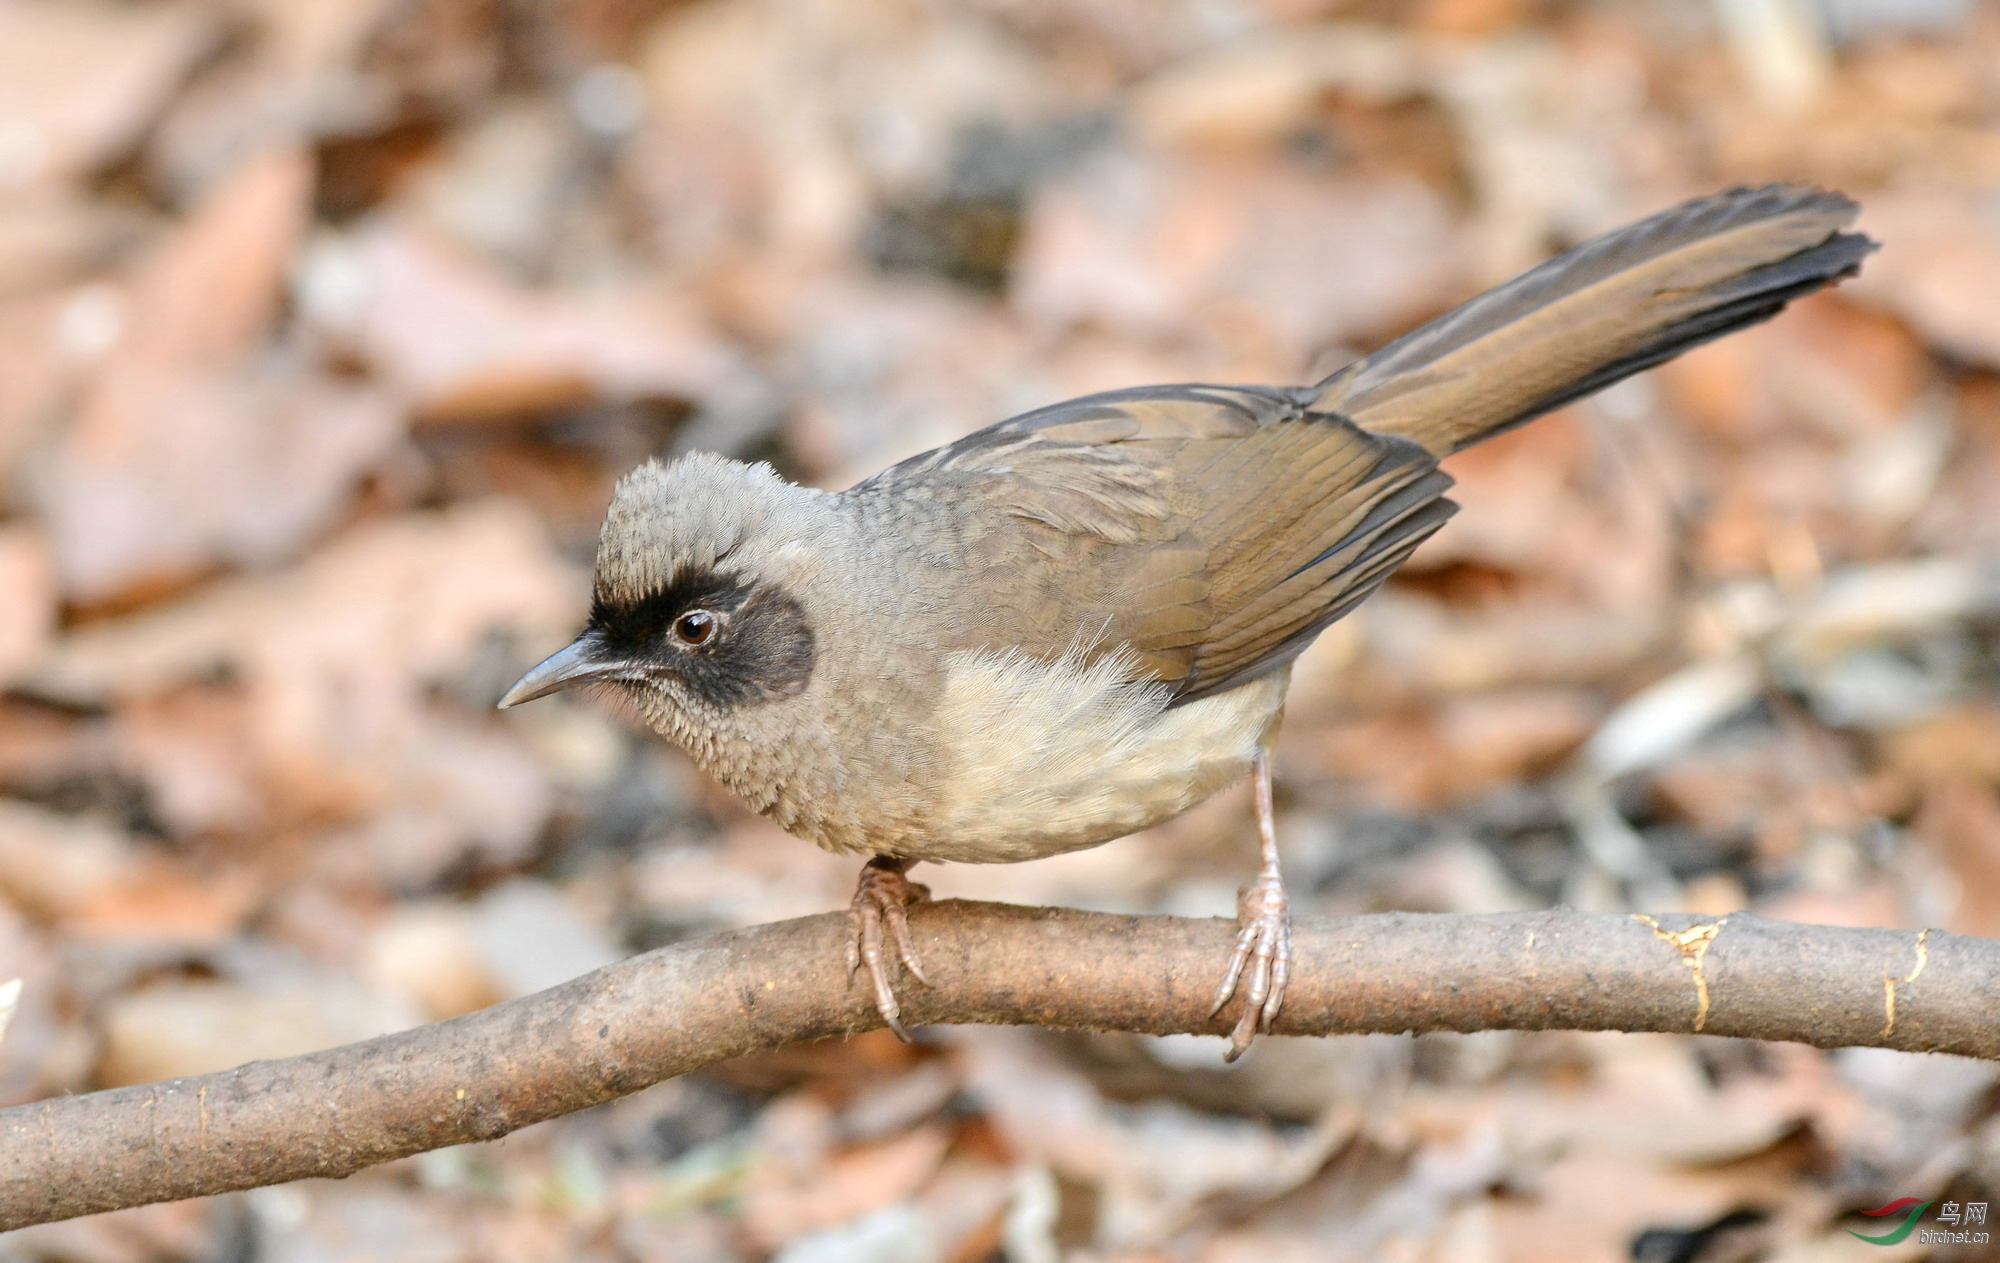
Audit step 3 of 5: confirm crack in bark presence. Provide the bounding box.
[1633,914,1726,1032]
[1882,926,1933,1039]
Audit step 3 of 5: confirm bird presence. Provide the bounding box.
[501,184,1875,1060]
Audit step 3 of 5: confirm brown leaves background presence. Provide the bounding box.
[4,0,2000,1259]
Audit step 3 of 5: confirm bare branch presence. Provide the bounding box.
[2,902,1992,1229]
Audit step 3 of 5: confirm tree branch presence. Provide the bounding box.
[1,901,1991,1229]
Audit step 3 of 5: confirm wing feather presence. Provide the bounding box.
[840,185,1875,706]
[850,383,1452,701]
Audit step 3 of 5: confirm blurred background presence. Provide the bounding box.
[2,0,2000,1259]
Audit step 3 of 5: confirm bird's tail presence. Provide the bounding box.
[1311,185,1877,456]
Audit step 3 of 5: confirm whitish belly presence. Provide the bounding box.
[907,647,1289,864]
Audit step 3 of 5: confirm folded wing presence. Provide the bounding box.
[852,384,1455,702]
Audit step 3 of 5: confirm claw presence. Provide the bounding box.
[847,856,931,1040]
[1210,875,1291,1060]
[1210,749,1292,1062]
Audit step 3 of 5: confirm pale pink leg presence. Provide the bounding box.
[1208,751,1292,1061]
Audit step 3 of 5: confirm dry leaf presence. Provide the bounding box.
[95,977,412,1087]
[1853,191,2000,369]
[0,525,54,684]
[0,0,217,188]
[321,220,749,424]
[40,147,409,600]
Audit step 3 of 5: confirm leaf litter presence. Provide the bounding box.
[5,1,2000,1260]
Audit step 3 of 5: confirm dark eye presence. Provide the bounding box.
[673,610,717,645]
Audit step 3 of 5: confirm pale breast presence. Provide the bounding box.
[905,647,1289,864]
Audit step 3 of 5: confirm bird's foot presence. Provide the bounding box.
[845,856,931,1040]
[1209,871,1291,1060]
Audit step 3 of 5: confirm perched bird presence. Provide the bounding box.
[502,185,1875,1059]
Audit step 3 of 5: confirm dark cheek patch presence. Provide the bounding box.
[590,570,814,711]
[677,587,815,709]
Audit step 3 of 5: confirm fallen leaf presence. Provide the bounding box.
[363,901,501,1020]
[40,147,409,601]
[68,860,259,949]
[743,1125,954,1251]
[0,799,136,921]
[1853,191,2000,368]
[0,525,54,684]
[1014,151,1464,366]
[35,502,579,876]
[95,976,412,1086]
[1912,777,2000,939]
[0,0,218,189]
[323,220,749,424]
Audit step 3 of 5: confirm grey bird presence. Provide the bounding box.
[502,185,1875,1059]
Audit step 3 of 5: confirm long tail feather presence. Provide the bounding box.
[1312,185,1877,455]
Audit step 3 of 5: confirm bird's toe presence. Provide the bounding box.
[1215,876,1290,1061]
[846,857,931,1040]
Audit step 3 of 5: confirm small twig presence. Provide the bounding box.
[1,902,1992,1230]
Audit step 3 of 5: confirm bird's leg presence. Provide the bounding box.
[1209,749,1292,1061]
[845,855,932,1040]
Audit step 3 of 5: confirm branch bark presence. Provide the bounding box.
[2,901,1990,1229]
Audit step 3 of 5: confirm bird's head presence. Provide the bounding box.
[499,453,818,730]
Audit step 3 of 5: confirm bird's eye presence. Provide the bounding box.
[673,610,717,645]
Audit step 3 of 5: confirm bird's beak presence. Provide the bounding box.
[498,634,632,708]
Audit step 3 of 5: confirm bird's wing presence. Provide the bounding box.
[851,383,1455,702]
[845,186,1875,704]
